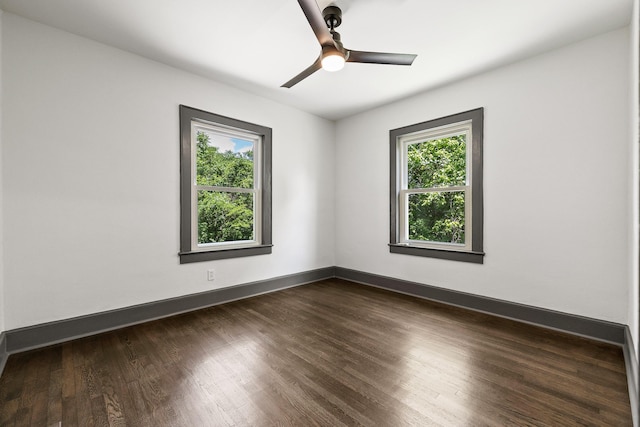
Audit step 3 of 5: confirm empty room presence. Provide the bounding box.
[0,0,638,425]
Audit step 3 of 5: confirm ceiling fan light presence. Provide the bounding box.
[321,53,345,72]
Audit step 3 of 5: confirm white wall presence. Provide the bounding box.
[1,13,335,330]
[0,10,634,335]
[0,9,4,335]
[335,28,631,324]
[630,0,640,369]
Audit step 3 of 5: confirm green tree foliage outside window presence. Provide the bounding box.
[196,131,255,244]
[406,135,466,244]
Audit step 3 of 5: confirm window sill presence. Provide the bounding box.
[389,244,484,264]
[179,245,273,264]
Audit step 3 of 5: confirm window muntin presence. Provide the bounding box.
[390,108,483,263]
[179,105,272,263]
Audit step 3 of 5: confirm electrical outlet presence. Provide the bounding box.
[207,269,215,281]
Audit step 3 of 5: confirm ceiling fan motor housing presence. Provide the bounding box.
[323,6,342,29]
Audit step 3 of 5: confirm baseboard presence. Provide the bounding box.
[335,267,626,345]
[0,332,7,379]
[1,265,636,421]
[1,265,629,368]
[624,326,640,426]
[4,267,336,354]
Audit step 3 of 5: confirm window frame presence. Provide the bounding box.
[179,105,272,263]
[389,108,484,264]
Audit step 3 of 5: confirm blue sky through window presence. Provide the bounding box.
[231,138,253,154]
[204,131,254,154]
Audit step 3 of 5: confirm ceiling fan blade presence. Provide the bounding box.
[297,0,335,47]
[281,56,323,88]
[347,50,417,66]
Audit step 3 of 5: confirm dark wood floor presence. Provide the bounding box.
[0,279,632,426]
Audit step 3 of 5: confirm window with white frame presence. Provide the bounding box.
[390,108,484,263]
[179,105,272,263]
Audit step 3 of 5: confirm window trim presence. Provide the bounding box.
[179,105,272,263]
[389,108,484,264]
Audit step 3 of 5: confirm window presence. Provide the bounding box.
[179,105,272,263]
[390,108,484,263]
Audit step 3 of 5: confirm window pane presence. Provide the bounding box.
[407,135,466,188]
[196,131,254,189]
[197,191,254,244]
[408,191,465,244]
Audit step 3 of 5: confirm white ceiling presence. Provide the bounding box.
[0,0,633,120]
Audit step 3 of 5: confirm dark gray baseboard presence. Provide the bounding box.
[0,265,631,384]
[624,326,639,426]
[4,267,336,355]
[0,332,7,379]
[335,267,626,345]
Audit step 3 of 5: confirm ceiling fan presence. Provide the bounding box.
[282,0,417,88]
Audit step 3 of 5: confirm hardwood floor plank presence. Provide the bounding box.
[61,342,76,401]
[121,380,152,427]
[28,391,48,427]
[100,370,127,427]
[61,396,78,427]
[0,279,632,426]
[0,397,19,427]
[46,368,63,426]
[73,358,94,427]
[89,396,110,427]
[0,356,27,403]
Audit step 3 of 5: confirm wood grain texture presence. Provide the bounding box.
[0,279,632,426]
